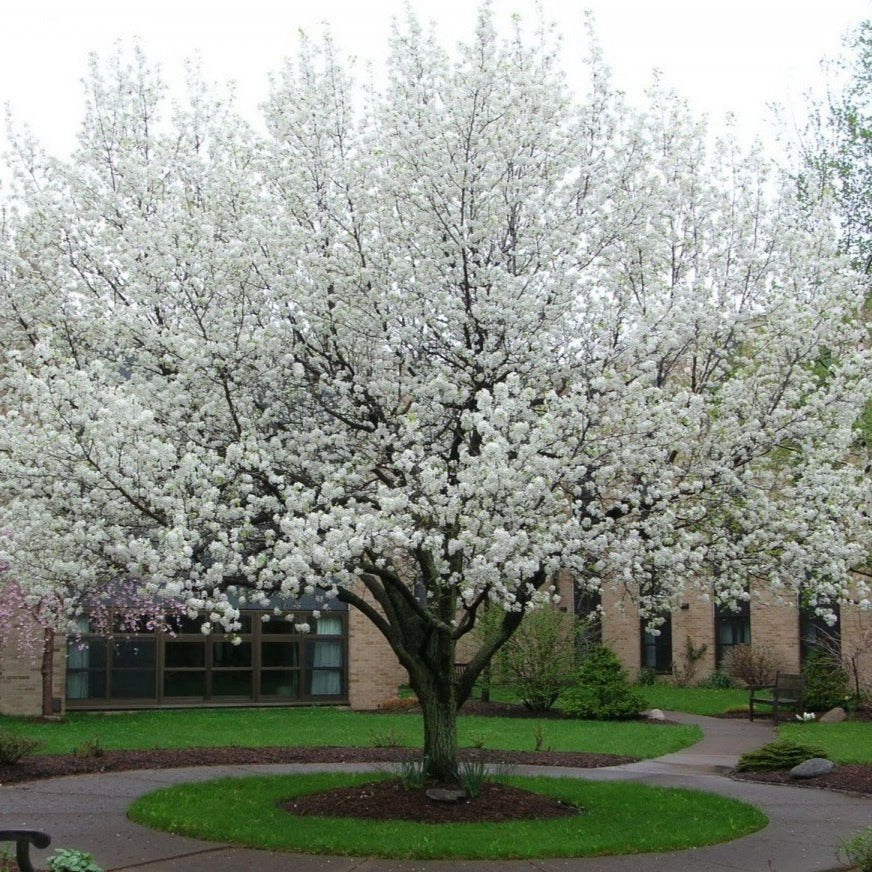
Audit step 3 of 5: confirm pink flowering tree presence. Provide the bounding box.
[0,13,869,776]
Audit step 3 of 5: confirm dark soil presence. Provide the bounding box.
[0,744,634,787]
[730,763,872,797]
[284,777,580,823]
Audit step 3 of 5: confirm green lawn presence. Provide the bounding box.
[0,707,701,759]
[634,685,750,716]
[128,772,767,859]
[777,721,872,764]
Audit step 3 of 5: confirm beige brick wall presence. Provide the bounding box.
[346,586,408,709]
[601,584,642,676]
[749,583,800,674]
[838,604,872,695]
[0,615,66,718]
[671,594,717,682]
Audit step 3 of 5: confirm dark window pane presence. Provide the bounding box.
[715,601,751,667]
[167,615,209,635]
[260,671,299,697]
[67,670,107,700]
[640,615,672,673]
[113,639,155,668]
[113,614,154,633]
[212,671,252,697]
[213,641,251,668]
[262,642,298,668]
[261,616,298,634]
[67,638,106,670]
[800,606,841,663]
[111,669,156,698]
[164,671,206,697]
[165,641,206,668]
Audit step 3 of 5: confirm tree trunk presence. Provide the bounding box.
[420,679,459,781]
[40,628,54,718]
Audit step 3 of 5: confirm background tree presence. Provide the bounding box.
[0,11,869,779]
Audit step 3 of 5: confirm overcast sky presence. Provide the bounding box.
[2,0,872,158]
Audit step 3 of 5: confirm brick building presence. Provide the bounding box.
[1,570,868,718]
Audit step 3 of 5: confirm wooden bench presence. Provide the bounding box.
[0,829,51,872]
[748,672,805,722]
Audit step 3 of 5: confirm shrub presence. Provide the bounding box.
[840,826,872,872]
[561,644,644,720]
[46,849,104,872]
[736,739,827,772]
[802,649,850,712]
[637,666,657,685]
[703,670,733,689]
[723,643,781,688]
[492,607,578,711]
[0,730,43,765]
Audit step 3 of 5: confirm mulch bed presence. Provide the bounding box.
[730,763,872,797]
[284,778,579,823]
[0,745,634,787]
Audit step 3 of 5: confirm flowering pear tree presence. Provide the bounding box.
[0,13,869,777]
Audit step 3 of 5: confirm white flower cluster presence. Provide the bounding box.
[0,12,867,649]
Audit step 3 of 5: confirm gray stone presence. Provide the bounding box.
[646,708,666,720]
[819,706,847,723]
[425,788,467,802]
[790,757,835,779]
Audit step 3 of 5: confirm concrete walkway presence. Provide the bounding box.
[1,713,869,872]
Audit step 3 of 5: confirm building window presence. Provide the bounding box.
[574,585,602,655]
[640,614,672,673]
[67,608,347,707]
[714,601,750,667]
[800,605,841,664]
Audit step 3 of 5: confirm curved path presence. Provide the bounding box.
[0,713,868,872]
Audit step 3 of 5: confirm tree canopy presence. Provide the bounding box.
[0,9,869,776]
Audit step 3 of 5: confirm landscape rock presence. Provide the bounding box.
[646,708,666,721]
[819,707,847,724]
[790,757,835,779]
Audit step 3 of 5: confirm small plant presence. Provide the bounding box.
[395,756,428,790]
[840,825,872,872]
[723,643,782,688]
[802,650,850,711]
[368,726,404,748]
[489,607,579,711]
[673,636,708,687]
[531,723,549,752]
[637,666,657,685]
[0,848,15,872]
[703,670,733,689]
[459,757,487,799]
[0,729,43,765]
[468,731,487,750]
[46,848,104,872]
[736,740,827,772]
[561,644,644,720]
[75,738,105,758]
